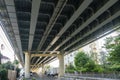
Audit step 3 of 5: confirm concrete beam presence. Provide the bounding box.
[28,0,41,50]
[43,0,93,53]
[57,0,118,51]
[31,64,42,67]
[31,54,60,58]
[31,0,68,65]
[29,51,60,53]
[39,0,93,64]
[64,10,120,50]
[4,0,24,64]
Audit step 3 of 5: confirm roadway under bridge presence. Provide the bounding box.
[0,0,120,78]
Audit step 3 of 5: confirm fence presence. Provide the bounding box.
[60,72,120,80]
[60,76,120,80]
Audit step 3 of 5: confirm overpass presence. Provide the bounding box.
[0,0,120,78]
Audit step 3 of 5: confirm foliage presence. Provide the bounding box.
[13,59,19,65]
[0,68,8,80]
[65,69,75,73]
[45,65,50,69]
[2,61,14,70]
[32,78,36,80]
[104,35,120,71]
[0,61,18,80]
[65,63,75,73]
[93,65,104,73]
[74,51,97,72]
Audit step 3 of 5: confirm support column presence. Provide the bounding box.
[58,53,64,77]
[25,52,31,78]
[42,64,44,75]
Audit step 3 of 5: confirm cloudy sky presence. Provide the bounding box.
[0,24,15,62]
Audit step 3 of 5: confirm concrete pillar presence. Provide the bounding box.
[25,52,31,78]
[58,54,64,77]
[42,64,44,75]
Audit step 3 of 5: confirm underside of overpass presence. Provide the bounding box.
[0,0,120,77]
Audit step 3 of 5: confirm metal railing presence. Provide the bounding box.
[60,76,119,80]
[60,73,120,80]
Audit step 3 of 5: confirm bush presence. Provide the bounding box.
[74,51,97,72]
[65,69,75,73]
[93,65,104,73]
[0,68,8,80]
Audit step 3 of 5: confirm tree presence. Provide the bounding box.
[74,51,96,72]
[2,61,14,70]
[104,35,120,71]
[13,59,19,65]
[13,59,19,70]
[65,63,75,73]
[0,61,14,80]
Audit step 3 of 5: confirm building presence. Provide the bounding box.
[1,54,10,64]
[64,50,78,68]
[64,36,108,67]
[64,31,118,67]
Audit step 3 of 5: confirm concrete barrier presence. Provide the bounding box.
[8,70,16,80]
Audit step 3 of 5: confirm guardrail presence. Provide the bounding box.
[66,72,120,79]
[60,76,120,80]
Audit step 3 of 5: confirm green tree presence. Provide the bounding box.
[74,51,96,72]
[13,59,19,70]
[13,59,19,65]
[104,35,120,71]
[65,63,75,73]
[2,61,14,70]
[0,68,8,80]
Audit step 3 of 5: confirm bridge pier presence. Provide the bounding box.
[42,64,45,75]
[58,53,64,77]
[30,52,65,77]
[25,52,31,78]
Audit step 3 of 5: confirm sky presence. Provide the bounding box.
[0,24,15,62]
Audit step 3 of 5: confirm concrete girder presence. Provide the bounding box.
[64,10,120,51]
[4,0,24,65]
[28,0,41,50]
[40,0,93,64]
[55,0,118,51]
[44,0,118,62]
[31,0,68,66]
[31,53,59,58]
